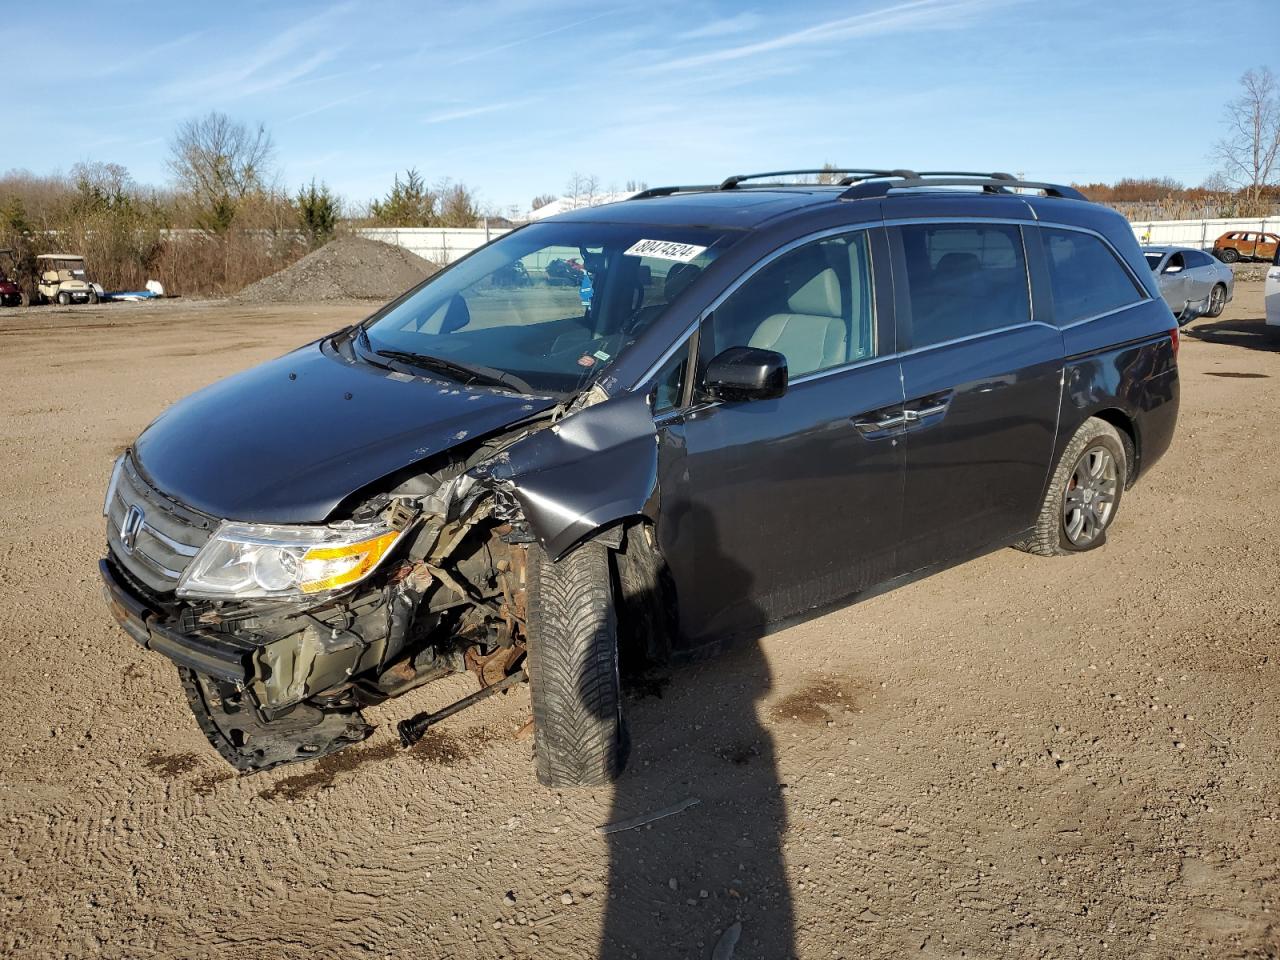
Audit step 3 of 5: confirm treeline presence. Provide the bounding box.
[1071,177,1280,221]
[0,112,491,298]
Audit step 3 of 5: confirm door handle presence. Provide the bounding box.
[852,409,907,435]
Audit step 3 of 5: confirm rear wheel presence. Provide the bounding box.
[1015,418,1127,557]
[1206,283,1227,318]
[526,540,628,787]
[1219,247,1239,264]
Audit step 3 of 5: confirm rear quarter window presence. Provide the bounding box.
[897,222,1030,348]
[1041,228,1146,326]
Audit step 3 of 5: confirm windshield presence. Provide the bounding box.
[1143,252,1164,271]
[361,221,735,394]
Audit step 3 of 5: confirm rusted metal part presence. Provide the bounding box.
[397,670,526,747]
[465,643,526,688]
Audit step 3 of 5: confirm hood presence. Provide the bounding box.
[133,340,558,522]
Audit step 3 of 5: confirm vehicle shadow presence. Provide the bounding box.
[1185,317,1279,354]
[598,505,793,959]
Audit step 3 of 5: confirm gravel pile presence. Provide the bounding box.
[235,235,439,303]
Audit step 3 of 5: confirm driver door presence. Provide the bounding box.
[664,227,905,642]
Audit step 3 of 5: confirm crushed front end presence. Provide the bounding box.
[100,447,536,773]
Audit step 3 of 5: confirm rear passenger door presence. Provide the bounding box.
[889,220,1064,570]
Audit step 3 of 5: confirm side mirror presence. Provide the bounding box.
[704,346,788,402]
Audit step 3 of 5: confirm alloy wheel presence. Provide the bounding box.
[1209,285,1225,315]
[1063,445,1118,546]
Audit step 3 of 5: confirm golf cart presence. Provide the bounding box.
[36,254,99,305]
[0,250,27,307]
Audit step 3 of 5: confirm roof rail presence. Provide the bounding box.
[719,169,918,190]
[626,170,1086,203]
[839,173,1084,201]
[628,184,720,200]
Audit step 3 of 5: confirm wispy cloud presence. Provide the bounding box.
[643,0,1011,73]
[445,10,616,66]
[284,92,367,124]
[676,12,763,41]
[151,3,355,104]
[422,99,538,124]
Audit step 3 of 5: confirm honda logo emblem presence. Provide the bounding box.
[120,504,144,553]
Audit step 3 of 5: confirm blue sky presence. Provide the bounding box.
[7,0,1278,212]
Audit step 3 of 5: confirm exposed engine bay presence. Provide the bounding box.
[102,388,661,773]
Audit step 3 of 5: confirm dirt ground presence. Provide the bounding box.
[0,288,1277,960]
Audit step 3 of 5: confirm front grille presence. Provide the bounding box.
[106,456,216,595]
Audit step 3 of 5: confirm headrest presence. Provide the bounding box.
[934,252,980,278]
[786,267,842,318]
[664,263,700,300]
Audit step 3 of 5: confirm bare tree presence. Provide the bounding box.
[1211,67,1280,209]
[565,172,601,209]
[530,193,556,212]
[816,162,842,185]
[168,112,276,233]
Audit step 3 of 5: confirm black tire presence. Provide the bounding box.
[526,540,628,787]
[1206,283,1227,319]
[1218,247,1239,264]
[1014,417,1127,557]
[56,291,70,305]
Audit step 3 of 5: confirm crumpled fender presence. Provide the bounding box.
[473,391,658,559]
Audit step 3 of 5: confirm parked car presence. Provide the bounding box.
[1213,230,1279,264]
[99,169,1180,786]
[1266,246,1280,337]
[0,249,27,307]
[1142,245,1233,323]
[35,254,99,305]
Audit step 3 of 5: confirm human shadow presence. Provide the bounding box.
[598,504,792,959]
[1185,316,1279,353]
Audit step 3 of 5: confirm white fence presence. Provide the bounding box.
[358,217,1276,265]
[356,225,509,264]
[1128,216,1276,250]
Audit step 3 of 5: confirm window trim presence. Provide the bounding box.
[1036,223,1152,328]
[887,218,1037,352]
[634,222,884,396]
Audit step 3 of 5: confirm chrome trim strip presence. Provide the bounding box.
[1057,302,1142,330]
[789,352,898,385]
[139,523,201,557]
[635,318,699,388]
[895,321,1059,358]
[132,546,184,580]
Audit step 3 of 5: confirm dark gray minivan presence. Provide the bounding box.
[100,170,1179,786]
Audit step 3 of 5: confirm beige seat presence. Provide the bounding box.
[748,267,846,376]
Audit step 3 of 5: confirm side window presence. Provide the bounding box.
[650,345,688,414]
[1185,250,1213,268]
[704,230,875,378]
[1041,227,1145,326]
[898,222,1030,347]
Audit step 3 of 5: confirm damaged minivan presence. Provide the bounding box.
[100,170,1180,786]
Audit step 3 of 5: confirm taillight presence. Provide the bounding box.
[1170,326,1179,360]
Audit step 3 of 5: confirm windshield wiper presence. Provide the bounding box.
[373,348,533,394]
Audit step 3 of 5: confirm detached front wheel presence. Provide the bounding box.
[1016,417,1128,557]
[526,540,628,787]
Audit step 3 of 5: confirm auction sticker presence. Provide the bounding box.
[623,239,708,263]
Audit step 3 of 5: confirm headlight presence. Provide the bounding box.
[176,520,406,600]
[103,455,124,516]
